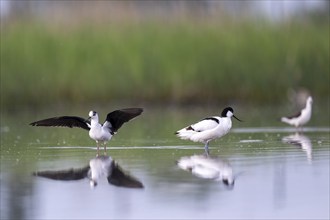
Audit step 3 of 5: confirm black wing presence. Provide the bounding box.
[30,116,90,131]
[105,108,143,132]
[286,140,303,147]
[33,166,90,181]
[107,161,144,188]
[286,111,302,119]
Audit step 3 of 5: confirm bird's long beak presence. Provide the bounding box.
[233,115,242,122]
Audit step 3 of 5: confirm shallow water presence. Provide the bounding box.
[1,108,329,220]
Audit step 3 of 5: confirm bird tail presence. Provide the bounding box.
[175,128,196,140]
[281,117,290,124]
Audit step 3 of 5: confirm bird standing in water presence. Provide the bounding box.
[175,107,241,155]
[30,108,143,155]
[281,96,313,132]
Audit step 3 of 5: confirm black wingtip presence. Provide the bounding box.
[109,162,144,189]
[120,108,144,117]
[134,108,143,115]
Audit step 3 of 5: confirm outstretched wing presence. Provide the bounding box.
[107,161,144,188]
[30,116,90,131]
[104,108,143,133]
[33,166,90,181]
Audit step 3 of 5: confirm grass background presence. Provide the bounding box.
[1,20,329,112]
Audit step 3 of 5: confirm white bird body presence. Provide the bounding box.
[175,107,241,154]
[88,113,112,143]
[89,124,112,142]
[176,116,232,143]
[281,96,313,128]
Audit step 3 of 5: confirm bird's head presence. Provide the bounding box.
[88,111,98,120]
[307,96,313,105]
[221,107,242,122]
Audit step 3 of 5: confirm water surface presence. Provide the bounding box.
[1,107,329,219]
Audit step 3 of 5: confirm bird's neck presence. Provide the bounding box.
[305,101,312,111]
[224,117,232,127]
[91,118,99,127]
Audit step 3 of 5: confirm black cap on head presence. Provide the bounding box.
[221,107,234,117]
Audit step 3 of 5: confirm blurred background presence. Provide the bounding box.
[1,0,329,113]
[1,3,329,220]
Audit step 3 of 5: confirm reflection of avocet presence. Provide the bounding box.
[33,155,144,189]
[282,133,312,163]
[177,154,234,187]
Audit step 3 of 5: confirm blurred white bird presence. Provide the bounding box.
[281,96,313,131]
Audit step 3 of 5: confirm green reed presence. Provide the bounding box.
[1,21,329,111]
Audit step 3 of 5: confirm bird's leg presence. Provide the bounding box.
[204,141,210,157]
[103,142,107,155]
[96,141,100,157]
[297,126,302,134]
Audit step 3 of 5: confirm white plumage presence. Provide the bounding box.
[282,133,312,163]
[281,96,313,130]
[89,155,113,187]
[176,116,231,143]
[88,111,112,142]
[175,107,241,154]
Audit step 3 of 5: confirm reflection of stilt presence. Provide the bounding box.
[33,155,144,188]
[282,133,313,163]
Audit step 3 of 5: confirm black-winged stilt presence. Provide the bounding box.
[30,108,143,155]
